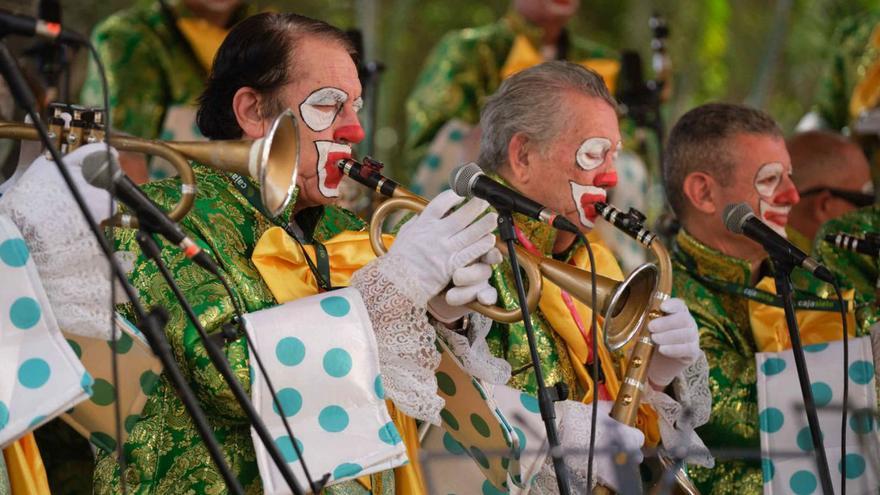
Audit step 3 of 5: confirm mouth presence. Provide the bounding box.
[570,182,607,229]
[316,141,352,198]
[759,200,791,236]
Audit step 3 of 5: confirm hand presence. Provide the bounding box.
[428,248,502,324]
[388,189,497,301]
[594,400,646,491]
[646,297,701,387]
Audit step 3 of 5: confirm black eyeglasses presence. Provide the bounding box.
[798,187,875,208]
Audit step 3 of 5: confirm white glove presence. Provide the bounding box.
[427,248,502,324]
[592,400,646,492]
[646,297,702,387]
[388,189,497,302]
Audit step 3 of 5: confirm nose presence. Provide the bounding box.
[773,176,800,206]
[593,170,618,188]
[332,105,365,144]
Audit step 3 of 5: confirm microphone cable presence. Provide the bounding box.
[832,281,849,495]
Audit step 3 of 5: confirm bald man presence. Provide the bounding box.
[786,130,874,252]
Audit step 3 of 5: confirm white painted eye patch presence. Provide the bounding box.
[299,87,348,132]
[754,162,785,197]
[576,137,614,171]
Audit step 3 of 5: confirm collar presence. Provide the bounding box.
[673,229,756,286]
[159,0,251,24]
[489,173,559,256]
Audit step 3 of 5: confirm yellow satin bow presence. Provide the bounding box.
[749,277,856,353]
[176,17,230,72]
[535,240,661,447]
[252,227,426,494]
[3,433,50,495]
[500,35,621,92]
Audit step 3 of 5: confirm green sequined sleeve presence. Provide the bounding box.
[80,16,168,140]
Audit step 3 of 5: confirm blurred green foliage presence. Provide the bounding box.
[8,0,880,180]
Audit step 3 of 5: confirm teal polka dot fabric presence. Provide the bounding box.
[756,336,880,493]
[240,288,408,491]
[0,216,92,447]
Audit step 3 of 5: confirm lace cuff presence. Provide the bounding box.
[530,400,596,493]
[351,253,442,424]
[643,352,714,468]
[434,312,511,385]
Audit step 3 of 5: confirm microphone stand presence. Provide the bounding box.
[497,209,572,495]
[770,253,834,494]
[0,40,246,495]
[134,229,313,495]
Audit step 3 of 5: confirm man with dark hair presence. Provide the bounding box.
[664,103,853,493]
[99,12,501,494]
[786,130,873,252]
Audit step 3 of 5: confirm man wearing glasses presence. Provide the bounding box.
[787,130,874,253]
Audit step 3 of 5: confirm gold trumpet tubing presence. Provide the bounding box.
[368,187,543,324]
[0,121,196,228]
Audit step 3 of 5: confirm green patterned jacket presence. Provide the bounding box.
[94,164,393,494]
[403,12,617,182]
[815,204,880,333]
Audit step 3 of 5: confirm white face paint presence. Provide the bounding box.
[315,141,352,198]
[569,181,607,229]
[754,162,791,237]
[575,137,614,171]
[299,87,348,132]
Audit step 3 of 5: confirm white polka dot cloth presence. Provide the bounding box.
[756,336,880,494]
[0,215,90,448]
[243,287,407,493]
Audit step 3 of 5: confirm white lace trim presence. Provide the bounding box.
[0,152,130,339]
[351,253,442,424]
[643,352,714,468]
[530,400,595,494]
[434,312,511,385]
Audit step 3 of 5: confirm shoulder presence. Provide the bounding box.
[91,1,166,47]
[314,205,366,241]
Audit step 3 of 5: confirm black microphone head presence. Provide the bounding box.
[449,162,483,197]
[723,202,756,235]
[81,150,118,191]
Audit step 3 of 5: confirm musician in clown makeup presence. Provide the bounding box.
[662,102,859,494]
[472,61,712,488]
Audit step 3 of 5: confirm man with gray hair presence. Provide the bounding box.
[474,60,711,491]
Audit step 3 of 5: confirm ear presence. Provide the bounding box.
[682,172,718,215]
[814,190,836,221]
[504,132,532,185]
[232,87,267,139]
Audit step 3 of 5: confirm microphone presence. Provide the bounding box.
[81,151,219,274]
[450,163,580,234]
[723,203,836,284]
[0,10,86,44]
[824,232,880,257]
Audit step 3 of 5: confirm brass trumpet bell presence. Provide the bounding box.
[527,253,659,350]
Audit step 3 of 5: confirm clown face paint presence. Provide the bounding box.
[576,137,617,171]
[570,181,607,229]
[754,161,794,237]
[315,141,352,198]
[299,87,362,132]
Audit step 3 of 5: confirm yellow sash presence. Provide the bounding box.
[176,18,229,72]
[252,227,425,494]
[500,35,621,92]
[535,241,661,447]
[2,433,50,495]
[749,277,856,353]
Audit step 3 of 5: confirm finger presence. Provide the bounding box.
[446,284,481,306]
[448,212,498,250]
[659,297,689,315]
[450,234,496,269]
[656,342,700,360]
[421,189,465,220]
[481,247,503,265]
[648,326,697,346]
[444,196,491,229]
[476,285,498,305]
[647,311,692,334]
[452,262,493,286]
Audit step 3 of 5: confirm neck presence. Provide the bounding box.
[516,8,565,45]
[786,213,818,244]
[183,1,235,27]
[552,230,576,254]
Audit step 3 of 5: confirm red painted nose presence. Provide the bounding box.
[773,185,799,206]
[593,171,618,188]
[334,124,365,145]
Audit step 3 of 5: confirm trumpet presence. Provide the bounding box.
[592,202,699,495]
[0,105,300,224]
[337,157,658,332]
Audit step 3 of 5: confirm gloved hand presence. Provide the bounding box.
[593,400,646,492]
[388,189,497,302]
[427,248,502,324]
[646,297,702,387]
